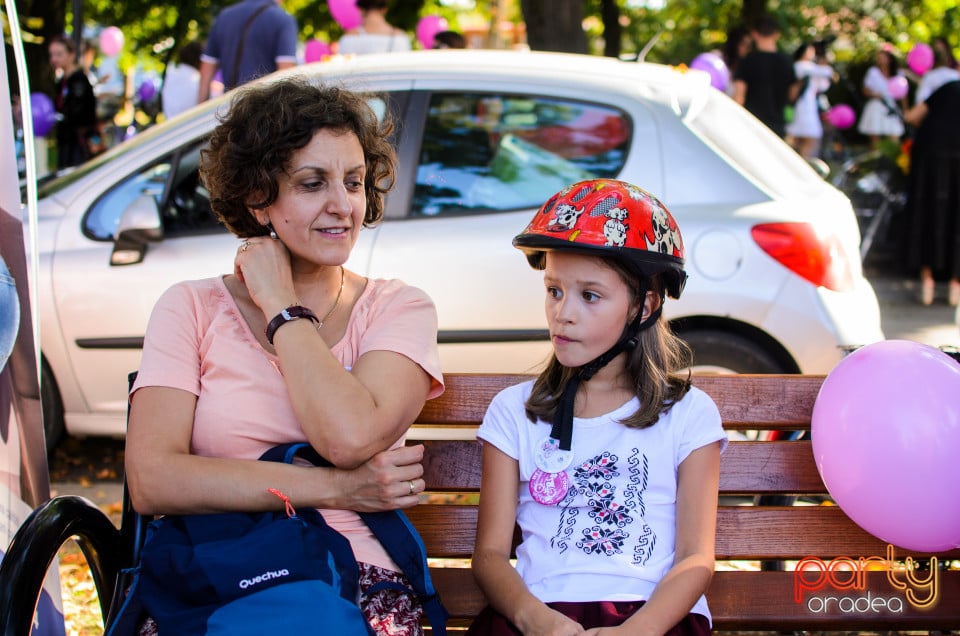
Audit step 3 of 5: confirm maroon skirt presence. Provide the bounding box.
[467,600,710,635]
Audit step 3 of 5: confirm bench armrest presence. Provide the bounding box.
[0,495,123,635]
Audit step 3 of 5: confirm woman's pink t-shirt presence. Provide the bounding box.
[132,275,443,570]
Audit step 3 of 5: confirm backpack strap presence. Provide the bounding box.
[228,2,274,89]
[260,443,448,634]
[360,509,448,635]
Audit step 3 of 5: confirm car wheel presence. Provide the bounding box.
[40,360,65,453]
[680,329,787,374]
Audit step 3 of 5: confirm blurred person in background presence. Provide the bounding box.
[721,25,751,97]
[785,41,836,159]
[198,0,298,101]
[163,40,205,120]
[337,0,411,55]
[89,35,127,148]
[48,34,98,168]
[733,15,798,138]
[857,47,905,148]
[903,79,960,307]
[433,30,466,49]
[913,37,960,106]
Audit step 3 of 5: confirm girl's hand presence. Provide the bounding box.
[234,237,297,315]
[520,606,585,636]
[583,627,632,636]
[331,444,425,512]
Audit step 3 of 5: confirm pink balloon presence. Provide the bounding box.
[416,15,449,50]
[812,340,960,552]
[690,52,729,91]
[304,39,331,63]
[888,75,909,100]
[908,43,935,75]
[99,26,124,57]
[826,103,856,129]
[329,0,362,31]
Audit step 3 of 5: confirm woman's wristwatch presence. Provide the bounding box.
[265,305,319,345]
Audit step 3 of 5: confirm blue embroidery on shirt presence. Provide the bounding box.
[549,449,656,563]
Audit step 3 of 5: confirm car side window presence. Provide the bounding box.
[162,143,220,236]
[412,93,631,217]
[84,161,172,240]
[83,141,223,241]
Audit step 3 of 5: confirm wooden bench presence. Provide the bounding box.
[407,373,960,632]
[2,373,958,634]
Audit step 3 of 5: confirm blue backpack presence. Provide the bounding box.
[106,443,447,635]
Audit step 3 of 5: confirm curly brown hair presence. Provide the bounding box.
[199,78,397,238]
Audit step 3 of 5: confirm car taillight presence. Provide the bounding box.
[751,222,855,292]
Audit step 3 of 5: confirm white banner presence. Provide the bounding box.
[1,0,67,632]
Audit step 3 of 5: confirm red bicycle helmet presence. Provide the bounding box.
[513,179,687,299]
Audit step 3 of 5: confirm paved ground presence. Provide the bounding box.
[48,270,960,513]
[869,272,959,350]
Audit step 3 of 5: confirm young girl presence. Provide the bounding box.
[857,47,906,148]
[469,179,727,636]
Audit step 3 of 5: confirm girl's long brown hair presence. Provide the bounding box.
[525,258,692,429]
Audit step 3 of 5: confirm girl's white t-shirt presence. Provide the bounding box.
[477,380,727,624]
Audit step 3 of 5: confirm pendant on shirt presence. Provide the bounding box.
[529,468,570,505]
[530,435,574,505]
[534,436,574,473]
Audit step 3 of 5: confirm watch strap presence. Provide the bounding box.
[265,305,319,345]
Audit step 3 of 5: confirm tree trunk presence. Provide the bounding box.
[600,0,621,58]
[520,0,587,53]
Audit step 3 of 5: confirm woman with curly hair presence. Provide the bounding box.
[124,78,443,635]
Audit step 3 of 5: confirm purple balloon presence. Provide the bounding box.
[812,340,960,552]
[30,92,57,137]
[138,80,157,102]
[689,52,729,91]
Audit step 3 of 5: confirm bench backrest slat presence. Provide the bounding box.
[408,504,960,561]
[421,439,826,494]
[416,374,825,430]
[411,373,960,630]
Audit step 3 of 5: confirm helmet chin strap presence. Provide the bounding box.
[550,281,663,452]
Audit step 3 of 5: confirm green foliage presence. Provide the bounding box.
[602,0,959,77]
[34,0,960,94]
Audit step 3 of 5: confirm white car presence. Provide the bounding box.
[32,50,884,447]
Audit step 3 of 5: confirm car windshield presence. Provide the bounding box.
[684,91,826,199]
